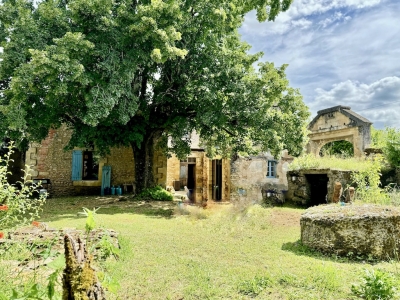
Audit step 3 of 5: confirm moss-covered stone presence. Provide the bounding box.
[301,204,400,259]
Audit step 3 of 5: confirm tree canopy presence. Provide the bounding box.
[371,127,400,167]
[0,0,309,190]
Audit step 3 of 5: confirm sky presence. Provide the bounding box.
[240,0,400,129]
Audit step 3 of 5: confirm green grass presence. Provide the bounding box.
[2,196,400,299]
[289,153,381,172]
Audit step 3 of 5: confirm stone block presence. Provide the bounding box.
[301,204,400,259]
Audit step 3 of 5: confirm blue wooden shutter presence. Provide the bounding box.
[71,150,82,181]
[101,166,111,196]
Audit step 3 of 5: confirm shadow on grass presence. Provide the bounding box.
[281,240,382,264]
[39,196,176,222]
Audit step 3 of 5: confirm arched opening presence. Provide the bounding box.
[319,140,354,157]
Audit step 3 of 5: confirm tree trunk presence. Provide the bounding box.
[131,131,161,193]
[62,234,105,300]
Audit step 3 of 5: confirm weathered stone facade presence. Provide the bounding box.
[301,204,400,259]
[230,151,293,204]
[26,126,166,196]
[307,105,372,157]
[166,151,230,203]
[286,169,353,206]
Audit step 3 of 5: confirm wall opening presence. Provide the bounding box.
[319,140,354,157]
[305,174,329,206]
[212,159,222,201]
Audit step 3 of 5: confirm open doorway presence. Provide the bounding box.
[180,157,196,201]
[212,159,222,201]
[305,174,328,206]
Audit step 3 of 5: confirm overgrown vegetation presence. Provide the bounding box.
[135,186,173,201]
[351,269,398,300]
[289,153,392,204]
[371,126,400,167]
[0,143,46,230]
[289,153,378,172]
[320,140,354,157]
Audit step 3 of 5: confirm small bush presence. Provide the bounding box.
[136,186,173,201]
[351,269,397,300]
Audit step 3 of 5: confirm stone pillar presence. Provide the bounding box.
[345,187,355,203]
[332,182,342,203]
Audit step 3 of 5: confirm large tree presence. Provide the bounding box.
[0,0,309,192]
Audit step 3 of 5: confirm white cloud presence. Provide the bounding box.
[240,0,382,37]
[240,0,400,129]
[318,12,352,28]
[291,18,312,30]
[312,77,400,127]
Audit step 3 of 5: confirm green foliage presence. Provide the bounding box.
[320,140,354,157]
[136,185,173,201]
[0,143,46,229]
[96,234,120,260]
[351,269,397,300]
[383,128,400,167]
[0,0,309,190]
[370,127,400,167]
[290,153,389,204]
[80,207,99,234]
[289,153,374,172]
[370,126,386,149]
[238,275,271,297]
[351,155,389,204]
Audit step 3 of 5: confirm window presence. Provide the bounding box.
[72,150,99,181]
[266,160,277,178]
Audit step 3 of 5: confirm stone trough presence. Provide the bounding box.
[300,204,400,259]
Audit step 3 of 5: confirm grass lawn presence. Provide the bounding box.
[3,196,400,299]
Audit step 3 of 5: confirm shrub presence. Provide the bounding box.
[0,143,46,229]
[351,269,397,300]
[136,186,173,201]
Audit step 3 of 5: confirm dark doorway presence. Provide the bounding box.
[187,163,196,202]
[212,159,222,201]
[305,174,329,206]
[6,148,25,185]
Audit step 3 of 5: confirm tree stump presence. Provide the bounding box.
[63,234,106,300]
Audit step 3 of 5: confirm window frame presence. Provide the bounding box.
[71,150,105,187]
[266,160,277,178]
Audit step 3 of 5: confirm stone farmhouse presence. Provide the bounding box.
[20,128,289,204]
[9,105,373,206]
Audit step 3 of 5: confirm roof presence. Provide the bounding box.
[308,105,372,129]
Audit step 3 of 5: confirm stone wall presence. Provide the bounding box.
[166,152,230,203]
[286,169,352,206]
[230,151,292,204]
[26,126,166,197]
[166,155,180,188]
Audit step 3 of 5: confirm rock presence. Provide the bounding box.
[301,204,400,259]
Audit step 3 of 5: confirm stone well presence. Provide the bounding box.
[301,204,400,259]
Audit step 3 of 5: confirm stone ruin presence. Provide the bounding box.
[286,169,353,206]
[301,204,400,259]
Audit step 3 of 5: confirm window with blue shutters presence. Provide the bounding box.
[71,150,83,181]
[72,150,100,181]
[266,160,277,178]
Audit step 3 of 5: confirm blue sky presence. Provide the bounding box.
[240,0,400,129]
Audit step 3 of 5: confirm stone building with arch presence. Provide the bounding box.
[307,105,372,157]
